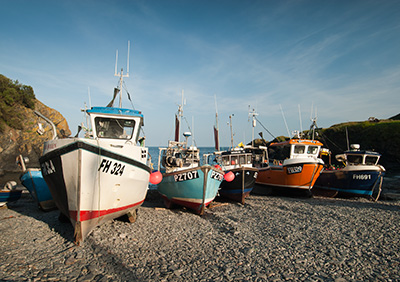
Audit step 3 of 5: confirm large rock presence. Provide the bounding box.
[0,100,71,172]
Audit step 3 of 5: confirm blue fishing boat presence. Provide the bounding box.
[157,140,224,215]
[157,93,224,215]
[20,168,55,211]
[314,144,385,201]
[17,155,56,211]
[0,182,22,207]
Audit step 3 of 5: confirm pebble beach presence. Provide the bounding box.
[1,184,400,282]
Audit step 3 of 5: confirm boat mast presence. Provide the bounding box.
[214,95,220,151]
[175,89,185,142]
[229,114,234,150]
[248,106,258,147]
[114,41,130,108]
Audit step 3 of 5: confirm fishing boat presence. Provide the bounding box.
[39,42,153,244]
[256,137,324,192]
[314,144,385,201]
[206,146,267,204]
[0,182,22,207]
[204,109,267,204]
[157,92,225,215]
[18,154,56,212]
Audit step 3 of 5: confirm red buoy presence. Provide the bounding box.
[224,171,235,182]
[149,171,162,185]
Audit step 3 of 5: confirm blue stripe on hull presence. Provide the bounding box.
[220,187,253,195]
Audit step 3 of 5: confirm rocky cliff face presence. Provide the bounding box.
[0,99,70,173]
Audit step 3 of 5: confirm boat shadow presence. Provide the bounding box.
[251,184,400,212]
[4,188,75,242]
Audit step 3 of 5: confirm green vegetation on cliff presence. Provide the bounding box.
[0,74,36,132]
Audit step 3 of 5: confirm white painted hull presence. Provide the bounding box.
[40,138,151,244]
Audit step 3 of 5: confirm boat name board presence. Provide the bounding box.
[286,165,303,175]
[98,159,125,176]
[174,170,199,182]
[353,174,371,180]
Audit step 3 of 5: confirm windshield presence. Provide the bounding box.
[95,117,135,139]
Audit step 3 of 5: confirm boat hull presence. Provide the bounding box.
[157,165,223,215]
[20,169,55,211]
[314,166,385,197]
[219,167,258,204]
[39,138,151,244]
[0,190,22,206]
[256,162,323,190]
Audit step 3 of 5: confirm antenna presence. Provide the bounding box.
[127,40,130,75]
[114,41,131,108]
[298,104,303,138]
[309,104,318,140]
[248,105,258,147]
[87,87,92,108]
[280,104,290,137]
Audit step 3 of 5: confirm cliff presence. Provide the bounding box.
[0,75,70,172]
[316,120,400,171]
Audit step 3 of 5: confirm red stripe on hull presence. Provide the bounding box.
[161,195,212,212]
[69,200,144,222]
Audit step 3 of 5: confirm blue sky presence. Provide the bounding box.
[1,0,399,146]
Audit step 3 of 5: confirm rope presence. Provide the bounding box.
[255,117,275,140]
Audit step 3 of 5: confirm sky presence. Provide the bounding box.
[1,0,399,147]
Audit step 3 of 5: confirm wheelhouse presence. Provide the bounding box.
[268,139,323,164]
[86,107,144,143]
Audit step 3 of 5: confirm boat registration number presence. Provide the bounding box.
[287,165,303,174]
[353,174,371,180]
[210,170,224,181]
[174,171,199,182]
[98,159,125,176]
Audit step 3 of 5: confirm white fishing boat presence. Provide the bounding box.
[39,42,153,244]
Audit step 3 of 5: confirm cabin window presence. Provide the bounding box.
[294,145,305,154]
[269,145,290,160]
[222,156,230,166]
[95,117,135,139]
[247,155,252,164]
[365,156,378,165]
[307,146,319,155]
[347,155,362,165]
[231,156,239,165]
[239,155,246,165]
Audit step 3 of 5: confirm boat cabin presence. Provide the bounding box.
[336,144,381,166]
[159,141,200,173]
[219,148,253,169]
[205,146,269,170]
[268,139,323,165]
[85,107,144,143]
